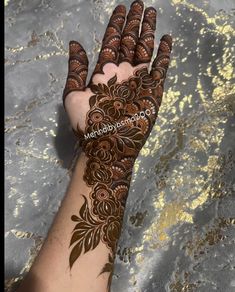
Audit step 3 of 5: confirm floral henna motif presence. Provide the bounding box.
[66,9,172,290]
[69,65,169,269]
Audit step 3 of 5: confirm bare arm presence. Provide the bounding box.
[17,153,112,292]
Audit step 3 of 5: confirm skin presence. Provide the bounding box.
[16,1,172,291]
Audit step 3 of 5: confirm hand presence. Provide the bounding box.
[63,0,172,274]
[63,0,172,139]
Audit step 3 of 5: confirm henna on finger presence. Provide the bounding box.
[118,0,144,65]
[134,7,156,65]
[150,34,172,106]
[62,41,88,106]
[151,34,172,81]
[91,5,126,80]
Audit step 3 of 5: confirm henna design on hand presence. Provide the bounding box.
[63,1,172,290]
[63,2,158,102]
[92,5,126,77]
[69,35,172,268]
[135,7,156,65]
[62,41,88,106]
[118,0,144,65]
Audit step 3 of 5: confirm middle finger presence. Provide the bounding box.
[118,0,144,65]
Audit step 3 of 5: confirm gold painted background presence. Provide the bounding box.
[5,0,235,291]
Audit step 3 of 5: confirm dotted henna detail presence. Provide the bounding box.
[135,7,156,65]
[119,0,144,65]
[91,5,126,78]
[63,1,159,105]
[151,34,172,91]
[62,41,88,105]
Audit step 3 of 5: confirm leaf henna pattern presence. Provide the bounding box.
[69,196,102,268]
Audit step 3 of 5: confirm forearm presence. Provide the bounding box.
[17,152,125,292]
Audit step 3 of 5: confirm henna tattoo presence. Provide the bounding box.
[69,57,171,262]
[99,253,114,292]
[63,2,172,290]
[92,5,126,77]
[135,7,156,65]
[151,34,172,77]
[62,41,88,106]
[119,0,144,65]
[63,1,158,103]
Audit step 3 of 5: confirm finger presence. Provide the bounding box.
[151,34,172,82]
[134,7,156,65]
[119,0,144,65]
[150,34,172,106]
[93,5,126,76]
[62,41,88,106]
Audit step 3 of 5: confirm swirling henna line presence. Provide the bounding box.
[62,41,88,106]
[119,0,144,65]
[91,5,126,78]
[134,7,156,65]
[63,3,173,289]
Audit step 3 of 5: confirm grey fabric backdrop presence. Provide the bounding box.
[5,0,235,291]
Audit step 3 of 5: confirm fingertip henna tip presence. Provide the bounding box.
[161,34,172,43]
[145,6,157,16]
[69,40,79,46]
[161,34,173,50]
[131,0,144,9]
[69,40,80,52]
[69,40,86,51]
[114,4,126,14]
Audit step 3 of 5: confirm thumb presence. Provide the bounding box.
[150,34,172,83]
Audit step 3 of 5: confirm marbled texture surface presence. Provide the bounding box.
[5,0,235,291]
